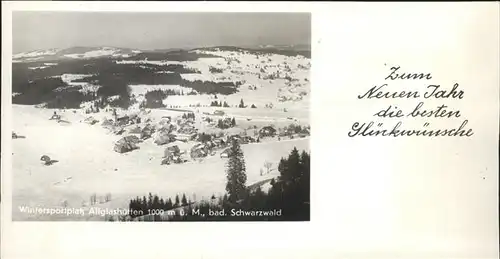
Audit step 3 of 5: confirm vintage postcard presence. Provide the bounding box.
[1,2,498,259]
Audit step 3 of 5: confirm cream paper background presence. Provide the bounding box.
[1,2,499,259]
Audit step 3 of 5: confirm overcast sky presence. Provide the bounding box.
[13,12,311,53]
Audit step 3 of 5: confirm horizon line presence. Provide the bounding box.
[13,43,312,55]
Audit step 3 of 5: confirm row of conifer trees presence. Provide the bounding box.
[126,140,310,221]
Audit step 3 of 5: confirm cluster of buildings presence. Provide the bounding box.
[84,106,309,165]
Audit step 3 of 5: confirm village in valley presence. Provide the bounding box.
[101,99,310,165]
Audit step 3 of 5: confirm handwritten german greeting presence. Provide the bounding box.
[348,65,474,137]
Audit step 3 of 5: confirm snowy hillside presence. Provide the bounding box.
[13,46,311,110]
[111,48,311,110]
[13,46,141,63]
[12,105,310,221]
[13,48,59,60]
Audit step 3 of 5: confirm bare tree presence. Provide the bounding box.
[105,193,112,202]
[90,193,97,205]
[264,161,273,174]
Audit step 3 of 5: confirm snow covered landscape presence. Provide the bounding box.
[10,11,312,221]
[11,45,311,221]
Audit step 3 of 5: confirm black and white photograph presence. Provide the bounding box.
[10,12,311,221]
[3,3,498,259]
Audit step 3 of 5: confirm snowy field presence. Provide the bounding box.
[115,60,184,66]
[11,46,311,220]
[117,49,310,110]
[122,50,310,112]
[11,105,310,221]
[63,47,136,59]
[51,74,101,94]
[28,63,58,70]
[129,84,196,96]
